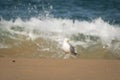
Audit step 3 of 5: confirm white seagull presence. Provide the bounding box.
[62,38,77,57]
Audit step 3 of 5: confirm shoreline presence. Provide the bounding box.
[0,58,120,80]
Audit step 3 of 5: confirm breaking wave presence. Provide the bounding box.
[0,17,120,59]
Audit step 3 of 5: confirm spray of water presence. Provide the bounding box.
[0,17,120,58]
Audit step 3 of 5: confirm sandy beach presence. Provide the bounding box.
[0,58,120,80]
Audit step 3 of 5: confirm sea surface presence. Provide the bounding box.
[0,0,120,59]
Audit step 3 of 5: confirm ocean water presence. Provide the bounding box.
[0,0,120,59]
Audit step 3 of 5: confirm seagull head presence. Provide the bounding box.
[64,38,69,43]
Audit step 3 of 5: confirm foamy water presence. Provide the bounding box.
[0,17,120,59]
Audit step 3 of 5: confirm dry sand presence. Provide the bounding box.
[0,58,120,80]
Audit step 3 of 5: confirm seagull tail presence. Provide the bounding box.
[72,52,78,56]
[74,48,78,56]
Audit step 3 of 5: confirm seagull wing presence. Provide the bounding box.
[69,43,77,55]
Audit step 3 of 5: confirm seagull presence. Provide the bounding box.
[62,38,77,56]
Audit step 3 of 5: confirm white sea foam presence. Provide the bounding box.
[0,17,120,48]
[0,43,11,48]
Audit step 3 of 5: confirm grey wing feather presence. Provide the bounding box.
[69,43,77,55]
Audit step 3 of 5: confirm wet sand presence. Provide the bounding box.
[0,58,120,80]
